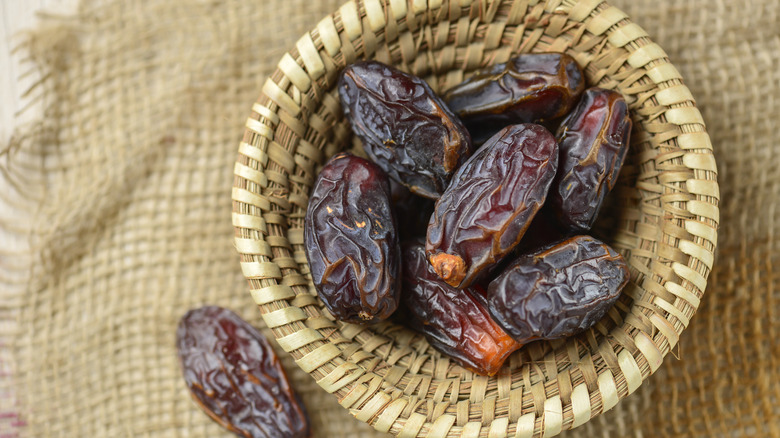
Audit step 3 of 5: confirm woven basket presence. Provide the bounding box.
[231,0,719,436]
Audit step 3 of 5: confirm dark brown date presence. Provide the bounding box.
[480,212,564,286]
[402,242,521,376]
[338,61,472,199]
[176,306,310,438]
[444,53,584,145]
[551,88,632,232]
[304,152,400,323]
[487,236,629,344]
[426,124,558,288]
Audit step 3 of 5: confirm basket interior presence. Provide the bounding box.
[232,0,718,436]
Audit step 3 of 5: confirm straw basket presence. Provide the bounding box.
[231,0,719,436]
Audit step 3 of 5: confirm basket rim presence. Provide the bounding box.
[231,0,719,436]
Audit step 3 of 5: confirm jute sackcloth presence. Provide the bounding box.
[0,0,776,436]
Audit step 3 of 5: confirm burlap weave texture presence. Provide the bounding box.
[0,0,777,437]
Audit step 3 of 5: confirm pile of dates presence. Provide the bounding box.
[305,53,633,376]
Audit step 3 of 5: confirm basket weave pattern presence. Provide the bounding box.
[232,0,718,436]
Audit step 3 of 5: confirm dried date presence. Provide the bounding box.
[487,236,629,343]
[304,152,400,323]
[551,88,632,232]
[402,242,521,376]
[339,61,472,199]
[444,53,584,145]
[426,124,558,288]
[176,306,310,438]
[481,212,564,285]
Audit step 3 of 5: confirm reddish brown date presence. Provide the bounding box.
[304,152,400,323]
[176,306,310,438]
[444,53,584,145]
[426,124,558,288]
[402,242,521,376]
[338,61,472,199]
[551,88,632,232]
[487,236,629,344]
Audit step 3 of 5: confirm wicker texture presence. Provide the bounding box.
[232,0,717,436]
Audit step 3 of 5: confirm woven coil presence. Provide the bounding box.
[232,0,719,436]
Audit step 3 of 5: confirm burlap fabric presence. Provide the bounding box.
[0,0,776,436]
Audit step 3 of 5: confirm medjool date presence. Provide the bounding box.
[487,236,629,344]
[304,152,400,323]
[176,306,310,438]
[426,123,558,288]
[338,61,472,199]
[402,242,521,376]
[551,88,632,232]
[444,53,584,145]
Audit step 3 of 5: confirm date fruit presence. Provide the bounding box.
[481,212,564,284]
[551,88,632,232]
[426,123,558,288]
[176,306,310,438]
[488,236,629,344]
[402,242,521,376]
[338,61,472,199]
[444,53,584,145]
[304,152,400,323]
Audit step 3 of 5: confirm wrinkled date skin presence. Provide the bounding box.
[304,152,400,323]
[488,236,630,344]
[339,61,473,199]
[552,88,632,232]
[176,306,310,438]
[402,243,521,376]
[444,53,584,145]
[426,124,558,288]
[482,212,564,284]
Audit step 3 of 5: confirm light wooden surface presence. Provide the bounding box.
[1,0,77,144]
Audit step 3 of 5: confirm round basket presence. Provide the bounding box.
[231,0,719,436]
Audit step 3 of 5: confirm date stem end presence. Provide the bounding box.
[429,253,467,287]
